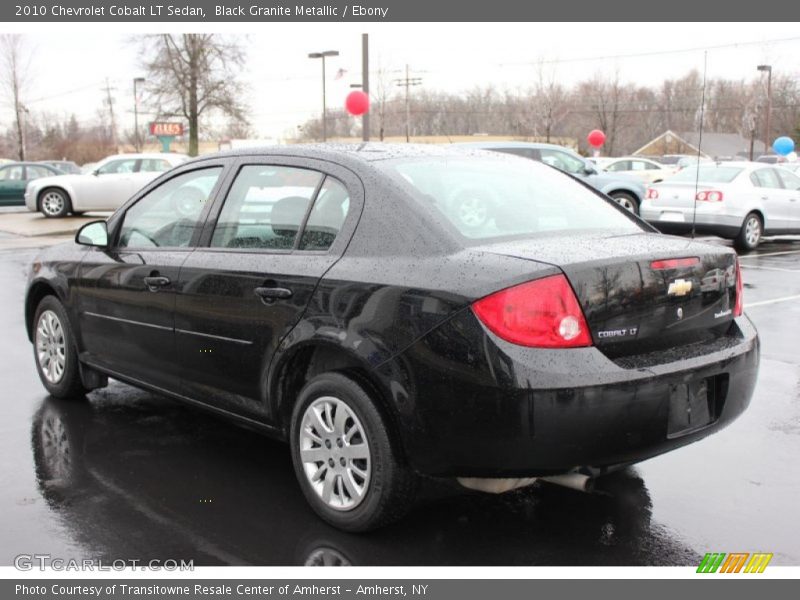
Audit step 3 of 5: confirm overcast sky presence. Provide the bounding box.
[2,22,799,140]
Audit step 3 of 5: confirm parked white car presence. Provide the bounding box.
[25,153,188,217]
[640,161,800,251]
[603,156,678,183]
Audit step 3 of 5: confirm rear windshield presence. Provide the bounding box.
[376,156,643,241]
[669,166,742,183]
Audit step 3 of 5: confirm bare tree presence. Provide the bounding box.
[138,34,247,156]
[0,34,33,160]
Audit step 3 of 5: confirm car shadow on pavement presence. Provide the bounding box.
[30,385,701,566]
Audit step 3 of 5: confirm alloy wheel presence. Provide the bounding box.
[41,191,66,217]
[299,396,371,511]
[36,310,67,384]
[745,216,761,247]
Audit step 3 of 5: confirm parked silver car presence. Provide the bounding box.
[641,161,800,250]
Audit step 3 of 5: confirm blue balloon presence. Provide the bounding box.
[772,136,795,156]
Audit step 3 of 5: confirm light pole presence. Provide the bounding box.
[308,50,339,142]
[757,65,772,154]
[133,77,145,152]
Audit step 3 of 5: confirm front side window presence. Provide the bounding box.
[607,160,631,172]
[777,168,800,190]
[379,157,642,241]
[539,149,586,175]
[118,167,222,248]
[139,159,172,173]
[211,165,322,250]
[97,159,137,175]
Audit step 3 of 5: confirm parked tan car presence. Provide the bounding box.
[603,156,677,184]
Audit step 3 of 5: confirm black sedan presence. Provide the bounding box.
[24,144,759,531]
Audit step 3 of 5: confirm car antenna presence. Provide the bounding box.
[691,51,708,240]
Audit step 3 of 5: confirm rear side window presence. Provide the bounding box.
[750,169,782,189]
[299,177,350,251]
[211,165,322,250]
[378,157,642,241]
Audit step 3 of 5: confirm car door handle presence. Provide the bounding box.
[254,286,293,303]
[143,276,170,291]
[761,196,769,201]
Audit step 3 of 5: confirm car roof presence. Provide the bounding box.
[453,140,571,151]
[187,143,512,168]
[0,161,60,168]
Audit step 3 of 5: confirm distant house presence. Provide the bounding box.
[633,130,764,160]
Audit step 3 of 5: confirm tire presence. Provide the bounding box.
[609,191,639,215]
[32,296,88,399]
[290,372,417,532]
[39,188,72,218]
[734,212,763,252]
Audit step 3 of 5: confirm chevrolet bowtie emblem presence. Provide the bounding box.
[668,279,693,297]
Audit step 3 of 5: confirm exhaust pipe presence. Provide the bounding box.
[457,473,593,494]
[540,473,593,493]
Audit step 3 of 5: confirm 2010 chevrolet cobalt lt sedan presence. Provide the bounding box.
[25,144,759,531]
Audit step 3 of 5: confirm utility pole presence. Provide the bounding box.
[757,65,772,154]
[103,78,119,153]
[361,33,370,142]
[394,65,422,143]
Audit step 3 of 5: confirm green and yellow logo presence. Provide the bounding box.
[697,552,773,573]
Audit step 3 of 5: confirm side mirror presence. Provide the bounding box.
[76,220,108,248]
[583,164,598,176]
[91,169,100,176]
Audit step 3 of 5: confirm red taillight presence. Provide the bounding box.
[646,188,659,200]
[651,257,700,270]
[696,190,724,202]
[471,274,592,348]
[734,257,743,317]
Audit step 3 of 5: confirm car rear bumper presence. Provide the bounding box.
[640,206,743,237]
[384,310,759,478]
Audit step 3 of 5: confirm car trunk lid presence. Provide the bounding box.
[477,232,738,357]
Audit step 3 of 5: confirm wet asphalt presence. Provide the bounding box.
[1,236,799,567]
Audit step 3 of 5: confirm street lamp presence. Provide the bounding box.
[757,65,772,154]
[133,77,146,152]
[308,50,339,142]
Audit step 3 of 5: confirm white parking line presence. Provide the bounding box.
[739,249,800,259]
[745,294,800,308]
[739,265,800,273]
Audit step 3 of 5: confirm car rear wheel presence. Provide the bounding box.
[33,296,87,399]
[290,372,417,532]
[609,191,639,215]
[734,212,762,252]
[39,188,72,218]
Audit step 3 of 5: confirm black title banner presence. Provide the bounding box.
[4,0,799,22]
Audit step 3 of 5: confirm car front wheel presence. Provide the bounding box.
[39,188,72,218]
[290,372,417,532]
[610,191,639,215]
[33,296,87,399]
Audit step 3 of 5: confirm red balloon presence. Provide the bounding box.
[345,90,370,116]
[587,129,606,148]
